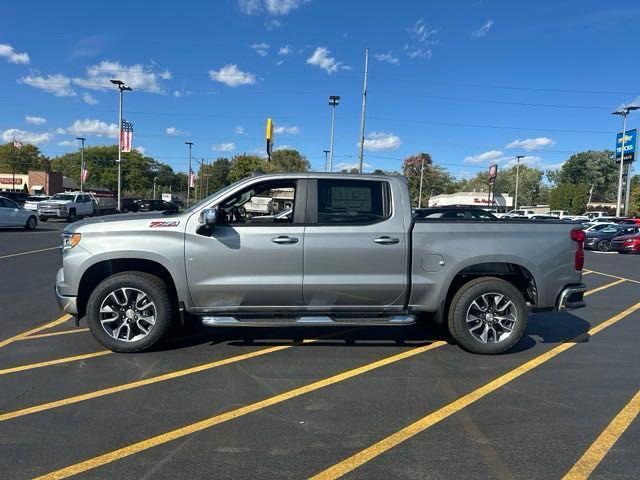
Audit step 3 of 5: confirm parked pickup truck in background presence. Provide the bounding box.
[38,191,116,222]
[55,173,586,354]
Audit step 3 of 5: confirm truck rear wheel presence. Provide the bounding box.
[86,272,173,353]
[447,277,527,355]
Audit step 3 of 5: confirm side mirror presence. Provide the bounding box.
[199,207,218,227]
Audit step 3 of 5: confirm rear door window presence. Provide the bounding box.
[316,179,389,225]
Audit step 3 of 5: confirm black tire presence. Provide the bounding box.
[597,240,611,252]
[447,277,528,355]
[86,272,174,353]
[39,216,48,222]
[67,209,77,222]
[24,216,37,230]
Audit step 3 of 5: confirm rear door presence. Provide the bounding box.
[0,198,21,226]
[302,178,408,309]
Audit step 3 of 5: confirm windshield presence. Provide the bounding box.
[183,178,248,214]
[50,194,75,201]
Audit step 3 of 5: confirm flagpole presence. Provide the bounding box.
[110,79,132,213]
[12,138,17,193]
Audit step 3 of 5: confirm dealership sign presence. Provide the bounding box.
[0,177,23,185]
[615,128,637,163]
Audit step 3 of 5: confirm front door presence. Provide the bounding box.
[0,198,21,226]
[185,178,306,312]
[303,178,408,310]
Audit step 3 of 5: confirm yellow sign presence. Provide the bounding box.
[266,118,274,159]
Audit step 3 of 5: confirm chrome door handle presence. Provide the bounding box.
[271,236,299,244]
[373,236,400,245]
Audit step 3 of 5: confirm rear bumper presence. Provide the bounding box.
[556,283,587,310]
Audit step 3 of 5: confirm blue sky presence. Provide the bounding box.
[1,0,640,179]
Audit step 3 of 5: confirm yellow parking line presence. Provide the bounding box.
[584,279,626,297]
[585,269,640,285]
[33,341,446,480]
[17,328,90,341]
[563,389,640,480]
[0,351,112,376]
[309,301,640,480]
[0,314,71,349]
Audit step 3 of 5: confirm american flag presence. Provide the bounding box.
[13,138,23,149]
[188,170,196,188]
[121,119,133,152]
[81,168,89,182]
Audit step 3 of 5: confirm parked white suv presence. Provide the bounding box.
[38,192,95,222]
[503,209,535,218]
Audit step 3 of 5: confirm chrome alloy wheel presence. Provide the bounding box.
[465,292,517,344]
[99,287,157,342]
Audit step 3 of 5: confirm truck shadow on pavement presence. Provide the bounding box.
[160,311,592,354]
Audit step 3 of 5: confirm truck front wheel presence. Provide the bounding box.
[86,272,173,353]
[447,277,527,355]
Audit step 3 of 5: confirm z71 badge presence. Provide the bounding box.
[149,221,180,228]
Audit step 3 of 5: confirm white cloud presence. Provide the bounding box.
[57,140,76,147]
[275,59,284,66]
[306,47,347,74]
[275,144,295,151]
[238,0,310,16]
[82,93,98,105]
[374,52,399,64]
[506,137,555,151]
[274,125,300,135]
[73,61,168,93]
[0,43,30,64]
[504,155,543,168]
[25,115,46,125]
[404,44,432,59]
[212,142,236,152]
[250,42,270,56]
[234,126,246,134]
[336,161,373,172]
[405,19,438,60]
[2,128,51,145]
[19,74,76,97]
[66,119,118,138]
[278,45,293,55]
[361,132,401,151]
[173,89,191,98]
[160,70,172,80]
[135,146,146,154]
[208,64,256,87]
[464,150,504,164]
[472,20,494,38]
[165,127,185,136]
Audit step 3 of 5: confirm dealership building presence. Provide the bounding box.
[428,191,514,210]
[0,170,64,195]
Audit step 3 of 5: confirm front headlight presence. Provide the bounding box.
[62,233,81,250]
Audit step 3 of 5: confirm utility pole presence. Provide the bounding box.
[323,150,330,172]
[624,163,632,215]
[418,154,425,208]
[612,106,638,216]
[328,95,340,172]
[153,176,158,199]
[514,155,524,210]
[110,79,132,212]
[76,137,86,192]
[185,141,193,206]
[358,48,369,174]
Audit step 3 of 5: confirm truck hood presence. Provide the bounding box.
[65,211,188,234]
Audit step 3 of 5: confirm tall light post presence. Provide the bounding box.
[185,141,193,206]
[110,79,132,212]
[357,48,369,173]
[153,176,158,199]
[418,154,426,208]
[514,155,525,210]
[76,137,86,192]
[323,150,330,172]
[612,106,639,217]
[328,95,340,172]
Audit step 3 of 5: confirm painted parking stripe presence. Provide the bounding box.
[33,341,446,480]
[0,351,111,376]
[562,389,640,480]
[17,328,90,341]
[583,279,626,297]
[0,314,71,349]
[584,269,640,285]
[308,300,640,480]
[0,246,59,260]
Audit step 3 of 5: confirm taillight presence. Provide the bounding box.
[571,228,584,270]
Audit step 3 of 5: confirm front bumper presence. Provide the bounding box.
[38,208,68,218]
[55,268,78,315]
[556,283,587,310]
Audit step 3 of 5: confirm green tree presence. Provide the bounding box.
[552,150,618,202]
[549,184,589,214]
[227,154,275,183]
[0,142,50,173]
[402,153,455,206]
[270,149,310,172]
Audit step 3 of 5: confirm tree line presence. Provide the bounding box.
[1,142,638,214]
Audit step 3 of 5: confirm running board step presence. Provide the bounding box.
[200,315,416,327]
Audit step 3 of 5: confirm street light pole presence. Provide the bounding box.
[323,150,330,172]
[185,142,193,206]
[612,106,638,217]
[153,176,158,199]
[514,155,524,210]
[76,137,86,192]
[418,154,425,208]
[110,79,132,212]
[357,48,369,173]
[328,95,340,172]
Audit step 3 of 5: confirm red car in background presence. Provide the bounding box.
[620,217,640,225]
[611,234,640,254]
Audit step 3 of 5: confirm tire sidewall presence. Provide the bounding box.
[26,216,37,230]
[448,278,528,354]
[86,272,172,353]
[598,240,611,252]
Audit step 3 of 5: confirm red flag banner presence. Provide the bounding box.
[81,169,89,182]
[188,170,196,188]
[121,119,133,152]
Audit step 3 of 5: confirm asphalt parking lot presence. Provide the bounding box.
[1,221,639,479]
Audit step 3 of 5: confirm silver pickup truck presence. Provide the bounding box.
[56,173,586,354]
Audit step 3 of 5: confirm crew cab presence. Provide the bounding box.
[38,192,96,222]
[56,174,586,355]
